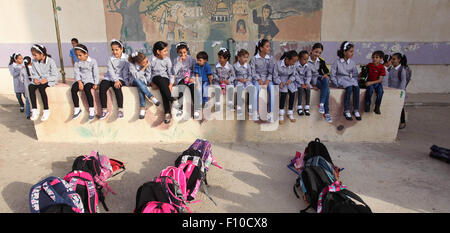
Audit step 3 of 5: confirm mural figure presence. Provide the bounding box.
[252,4,279,40]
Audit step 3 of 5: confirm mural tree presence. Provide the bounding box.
[106,0,202,41]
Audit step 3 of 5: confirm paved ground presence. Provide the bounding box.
[0,93,449,213]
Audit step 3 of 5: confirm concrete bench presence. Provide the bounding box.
[30,81,405,143]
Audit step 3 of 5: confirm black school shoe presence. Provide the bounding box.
[344,112,353,121]
[305,109,310,116]
[297,109,304,116]
[353,111,362,121]
[374,105,381,115]
[365,103,370,113]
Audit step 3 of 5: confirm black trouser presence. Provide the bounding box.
[99,79,125,109]
[298,88,311,106]
[152,76,175,114]
[280,91,296,110]
[400,107,406,124]
[29,83,49,110]
[177,80,195,110]
[71,82,94,108]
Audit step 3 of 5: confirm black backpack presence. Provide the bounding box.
[430,145,450,163]
[303,138,333,165]
[320,189,372,213]
[134,179,179,213]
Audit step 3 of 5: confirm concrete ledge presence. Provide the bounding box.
[30,82,405,143]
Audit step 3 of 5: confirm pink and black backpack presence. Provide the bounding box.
[63,170,101,213]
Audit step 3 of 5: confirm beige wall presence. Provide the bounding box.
[322,0,450,42]
[0,0,107,44]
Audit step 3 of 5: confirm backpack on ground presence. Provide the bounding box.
[430,145,450,163]
[287,151,305,176]
[302,138,333,165]
[29,176,84,213]
[317,181,372,213]
[175,148,218,206]
[189,139,223,172]
[154,166,191,213]
[134,180,180,213]
[71,151,126,211]
[63,170,101,213]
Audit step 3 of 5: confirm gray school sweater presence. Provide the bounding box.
[128,61,152,85]
[30,57,59,87]
[388,65,407,90]
[9,63,26,93]
[74,57,100,85]
[150,55,175,84]
[250,53,275,83]
[233,62,253,87]
[295,62,313,88]
[103,53,130,84]
[172,55,196,85]
[273,59,297,93]
[330,58,359,88]
[213,62,236,85]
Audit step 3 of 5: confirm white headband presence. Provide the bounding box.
[176,42,189,50]
[131,51,139,58]
[14,52,21,60]
[343,42,350,51]
[219,47,228,53]
[74,46,88,53]
[111,39,124,48]
[32,45,44,54]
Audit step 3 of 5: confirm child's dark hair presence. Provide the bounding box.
[235,49,249,63]
[254,39,270,56]
[196,51,208,61]
[337,41,354,58]
[312,43,324,51]
[153,41,168,56]
[218,48,231,61]
[9,53,21,66]
[110,39,124,49]
[392,53,408,67]
[71,38,79,44]
[372,50,384,58]
[31,44,51,58]
[74,44,89,54]
[23,56,32,77]
[280,50,298,61]
[383,54,391,64]
[176,42,189,53]
[129,52,147,64]
[298,50,309,58]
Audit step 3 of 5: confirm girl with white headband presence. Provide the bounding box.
[99,39,129,120]
[29,44,59,121]
[71,44,99,121]
[8,52,31,118]
[212,47,236,112]
[330,41,362,121]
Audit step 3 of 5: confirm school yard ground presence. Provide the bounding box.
[0,93,449,213]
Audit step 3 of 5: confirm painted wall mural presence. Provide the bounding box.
[103,0,323,63]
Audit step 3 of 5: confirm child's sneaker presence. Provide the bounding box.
[194,111,200,120]
[344,111,353,121]
[287,110,296,123]
[149,96,160,106]
[252,112,259,121]
[99,111,109,120]
[353,111,362,121]
[117,110,124,119]
[319,103,325,114]
[176,109,183,117]
[72,108,82,120]
[30,109,39,121]
[41,110,50,121]
[297,106,304,116]
[88,108,95,121]
[20,107,24,113]
[324,114,333,123]
[267,112,274,123]
[304,105,310,116]
[139,109,146,119]
[279,110,285,125]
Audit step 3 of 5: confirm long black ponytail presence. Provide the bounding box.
[254,39,270,56]
[23,56,32,77]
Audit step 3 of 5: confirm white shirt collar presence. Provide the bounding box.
[216,62,230,69]
[280,59,287,68]
[296,61,308,68]
[340,58,351,65]
[308,57,319,63]
[394,64,401,70]
[236,62,248,69]
[86,56,92,62]
[112,53,127,61]
[255,53,271,59]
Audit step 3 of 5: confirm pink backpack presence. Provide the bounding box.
[141,202,179,213]
[63,170,100,213]
[154,166,191,213]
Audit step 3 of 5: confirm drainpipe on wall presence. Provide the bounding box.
[52,0,66,83]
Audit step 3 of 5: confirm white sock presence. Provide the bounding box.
[297,106,303,110]
[305,105,310,110]
[89,107,95,116]
[74,107,81,114]
[140,109,146,116]
[151,96,159,104]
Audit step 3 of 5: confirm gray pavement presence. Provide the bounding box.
[0,93,449,213]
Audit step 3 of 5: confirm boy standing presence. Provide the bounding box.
[69,38,79,66]
[194,51,213,118]
[363,51,386,114]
